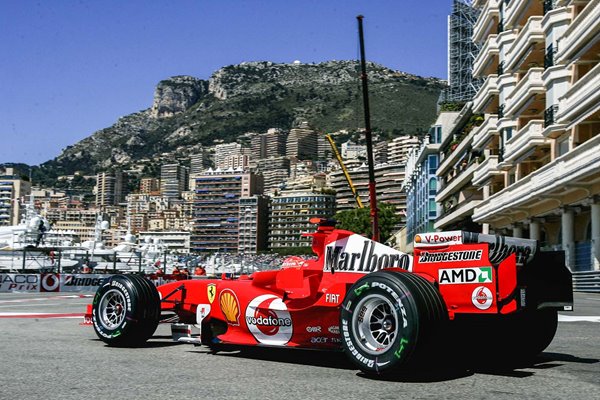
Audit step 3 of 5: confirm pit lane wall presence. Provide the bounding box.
[0,273,180,293]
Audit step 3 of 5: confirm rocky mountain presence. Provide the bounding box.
[36,60,445,180]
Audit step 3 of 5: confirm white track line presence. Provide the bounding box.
[0,312,84,319]
[0,294,93,304]
[558,315,600,323]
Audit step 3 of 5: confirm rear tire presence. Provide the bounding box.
[340,271,447,375]
[92,274,160,347]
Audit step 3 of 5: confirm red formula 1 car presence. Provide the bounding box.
[90,220,573,374]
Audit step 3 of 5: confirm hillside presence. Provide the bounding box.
[35,60,445,181]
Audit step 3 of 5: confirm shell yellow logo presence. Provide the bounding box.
[219,289,240,326]
[415,235,422,243]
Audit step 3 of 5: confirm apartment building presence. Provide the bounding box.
[388,136,421,164]
[95,171,126,207]
[404,112,460,247]
[191,169,259,253]
[470,0,600,270]
[269,192,336,250]
[286,122,319,160]
[160,164,189,199]
[435,103,484,232]
[256,157,290,194]
[330,161,414,226]
[251,128,287,160]
[238,195,270,254]
[0,168,31,226]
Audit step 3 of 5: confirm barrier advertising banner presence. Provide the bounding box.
[0,273,182,293]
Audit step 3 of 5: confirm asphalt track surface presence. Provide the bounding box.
[0,292,598,400]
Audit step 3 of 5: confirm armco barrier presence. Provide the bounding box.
[572,271,600,293]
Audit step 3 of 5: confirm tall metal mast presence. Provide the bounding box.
[357,15,380,242]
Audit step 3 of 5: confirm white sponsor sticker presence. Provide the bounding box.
[324,234,412,273]
[471,286,493,310]
[245,294,293,345]
[438,267,492,284]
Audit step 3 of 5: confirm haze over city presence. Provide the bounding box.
[1,0,451,166]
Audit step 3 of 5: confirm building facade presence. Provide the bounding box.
[95,171,126,207]
[191,170,258,253]
[269,192,336,250]
[160,164,189,199]
[469,0,600,271]
[238,195,270,254]
[0,168,31,226]
[404,112,460,246]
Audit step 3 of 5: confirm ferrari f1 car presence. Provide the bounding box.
[90,220,573,374]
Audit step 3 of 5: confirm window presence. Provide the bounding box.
[429,178,437,195]
[429,126,442,144]
[428,155,438,174]
[558,138,569,157]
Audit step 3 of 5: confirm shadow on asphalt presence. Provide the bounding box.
[88,337,182,348]
[192,347,357,370]
[187,346,598,382]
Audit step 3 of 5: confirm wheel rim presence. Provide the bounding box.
[352,293,399,355]
[98,288,127,330]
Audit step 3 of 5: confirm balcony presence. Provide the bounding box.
[505,17,544,72]
[473,0,501,43]
[436,162,479,204]
[473,114,499,151]
[504,68,545,117]
[473,34,499,78]
[435,199,482,231]
[473,155,501,186]
[503,120,548,163]
[473,75,499,113]
[474,133,600,224]
[555,0,600,64]
[504,0,544,29]
[557,62,600,127]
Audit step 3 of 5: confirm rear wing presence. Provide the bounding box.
[413,231,573,314]
[415,231,537,266]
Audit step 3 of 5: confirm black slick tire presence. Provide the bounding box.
[340,271,447,375]
[92,274,160,347]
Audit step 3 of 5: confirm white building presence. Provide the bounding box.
[470,0,600,271]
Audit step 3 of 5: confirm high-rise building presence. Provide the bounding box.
[466,0,600,270]
[269,192,336,250]
[404,112,460,247]
[434,103,483,233]
[0,167,31,226]
[256,157,291,194]
[191,169,258,253]
[160,164,189,199]
[95,171,126,207]
[251,128,287,160]
[374,140,389,164]
[330,162,409,226]
[190,152,204,175]
[140,178,160,195]
[214,143,242,169]
[239,195,270,254]
[341,141,367,160]
[388,136,421,165]
[286,122,318,160]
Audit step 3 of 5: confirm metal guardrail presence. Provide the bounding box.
[572,271,600,293]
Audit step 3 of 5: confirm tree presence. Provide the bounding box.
[334,202,400,243]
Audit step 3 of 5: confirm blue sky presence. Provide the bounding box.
[0,0,452,166]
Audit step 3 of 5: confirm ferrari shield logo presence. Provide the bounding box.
[207,283,217,304]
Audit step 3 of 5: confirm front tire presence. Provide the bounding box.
[340,271,447,374]
[92,274,160,347]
